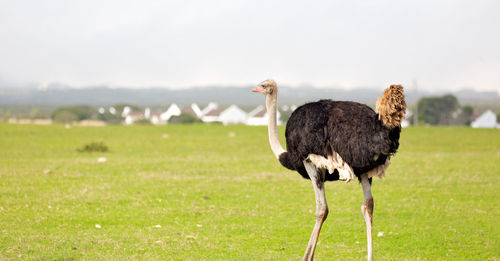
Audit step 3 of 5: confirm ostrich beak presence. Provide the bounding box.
[252,86,264,93]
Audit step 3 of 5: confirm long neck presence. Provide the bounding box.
[265,92,286,159]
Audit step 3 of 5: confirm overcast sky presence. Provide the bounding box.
[0,0,499,92]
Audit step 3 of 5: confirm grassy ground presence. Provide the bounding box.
[0,123,499,260]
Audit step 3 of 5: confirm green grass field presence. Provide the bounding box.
[1,123,499,260]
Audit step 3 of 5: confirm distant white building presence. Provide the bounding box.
[125,106,173,125]
[189,103,203,118]
[201,108,224,124]
[150,111,164,125]
[219,105,248,125]
[247,105,282,126]
[202,105,248,125]
[125,111,144,125]
[158,104,181,124]
[121,106,131,117]
[471,110,498,128]
[173,103,203,119]
[201,102,218,116]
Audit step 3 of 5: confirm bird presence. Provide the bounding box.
[252,79,406,261]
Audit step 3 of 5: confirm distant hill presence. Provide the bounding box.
[0,83,498,107]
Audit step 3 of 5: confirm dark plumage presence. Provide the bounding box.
[279,100,401,181]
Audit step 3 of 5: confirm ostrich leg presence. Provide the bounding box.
[360,173,374,261]
[302,161,328,261]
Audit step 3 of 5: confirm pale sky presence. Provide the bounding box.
[0,0,499,92]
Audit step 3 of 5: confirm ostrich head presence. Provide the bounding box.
[252,79,277,95]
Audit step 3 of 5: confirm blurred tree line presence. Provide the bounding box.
[416,94,474,126]
[0,105,57,121]
[169,114,202,124]
[51,104,139,124]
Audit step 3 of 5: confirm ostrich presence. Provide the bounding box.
[252,80,406,261]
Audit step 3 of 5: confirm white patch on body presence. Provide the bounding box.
[307,152,355,183]
[307,153,391,183]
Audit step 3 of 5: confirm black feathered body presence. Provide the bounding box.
[279,100,401,181]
